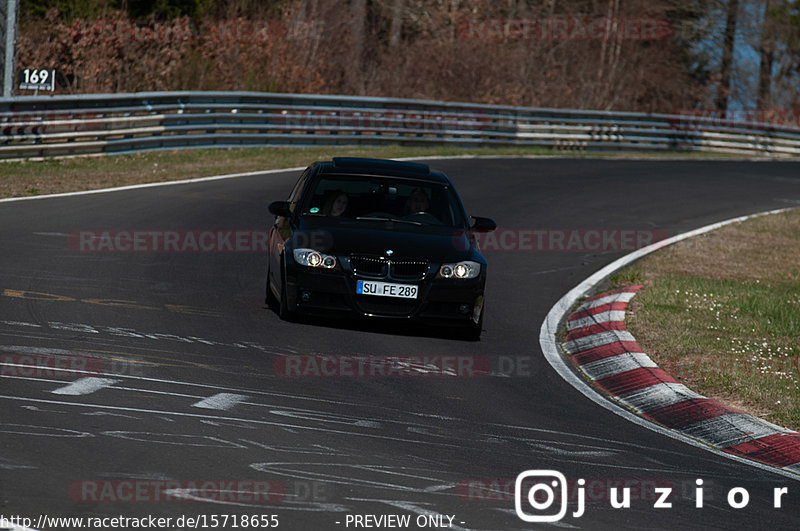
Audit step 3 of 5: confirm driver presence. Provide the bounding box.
[405,188,430,213]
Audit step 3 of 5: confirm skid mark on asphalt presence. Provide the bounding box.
[1,361,739,476]
[0,320,289,355]
[164,487,350,512]
[0,457,37,470]
[2,288,223,317]
[102,431,248,448]
[249,462,459,494]
[3,392,736,477]
[0,423,92,438]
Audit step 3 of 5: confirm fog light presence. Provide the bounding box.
[458,304,470,314]
[300,290,311,302]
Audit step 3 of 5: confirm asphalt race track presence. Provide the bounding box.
[2,158,800,530]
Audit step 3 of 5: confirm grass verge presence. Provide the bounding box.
[610,207,800,430]
[0,145,744,199]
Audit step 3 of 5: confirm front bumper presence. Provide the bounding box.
[285,264,485,325]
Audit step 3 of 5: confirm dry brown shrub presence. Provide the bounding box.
[17,0,700,113]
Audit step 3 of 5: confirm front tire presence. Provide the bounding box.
[265,267,278,308]
[278,260,295,321]
[464,306,484,341]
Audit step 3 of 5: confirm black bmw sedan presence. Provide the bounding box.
[266,157,496,339]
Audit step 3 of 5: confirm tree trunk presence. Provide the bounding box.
[716,0,739,111]
[757,0,775,109]
[389,0,403,48]
[350,0,367,94]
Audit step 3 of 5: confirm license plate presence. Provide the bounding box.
[356,280,418,299]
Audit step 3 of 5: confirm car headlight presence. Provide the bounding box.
[294,248,337,269]
[439,261,480,279]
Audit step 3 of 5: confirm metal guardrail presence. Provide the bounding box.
[1,91,799,159]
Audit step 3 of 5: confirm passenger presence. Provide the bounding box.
[322,191,349,217]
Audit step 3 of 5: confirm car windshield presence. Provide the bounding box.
[299,174,467,227]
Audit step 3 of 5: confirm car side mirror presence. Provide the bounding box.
[268,201,292,219]
[470,216,496,232]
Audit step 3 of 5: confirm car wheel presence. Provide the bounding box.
[464,307,484,341]
[278,259,295,321]
[265,264,278,308]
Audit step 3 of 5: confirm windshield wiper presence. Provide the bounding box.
[355,216,422,226]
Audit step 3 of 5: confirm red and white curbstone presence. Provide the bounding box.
[563,285,800,474]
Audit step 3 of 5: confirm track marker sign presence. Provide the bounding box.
[18,68,55,91]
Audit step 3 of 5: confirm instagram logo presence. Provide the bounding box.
[513,470,789,520]
[515,470,573,522]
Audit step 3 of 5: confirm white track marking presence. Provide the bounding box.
[0,156,559,205]
[0,167,306,203]
[51,377,119,395]
[1,351,390,410]
[192,393,249,410]
[0,395,714,473]
[0,155,712,205]
[7,351,536,429]
[0,395,466,450]
[539,206,800,481]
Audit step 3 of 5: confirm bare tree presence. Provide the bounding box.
[757,0,776,109]
[716,0,739,111]
[349,0,367,94]
[389,0,403,47]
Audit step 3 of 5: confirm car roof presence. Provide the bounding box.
[315,157,452,184]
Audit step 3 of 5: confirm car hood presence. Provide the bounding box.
[293,220,475,262]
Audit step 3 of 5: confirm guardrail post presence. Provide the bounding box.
[1,0,20,97]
